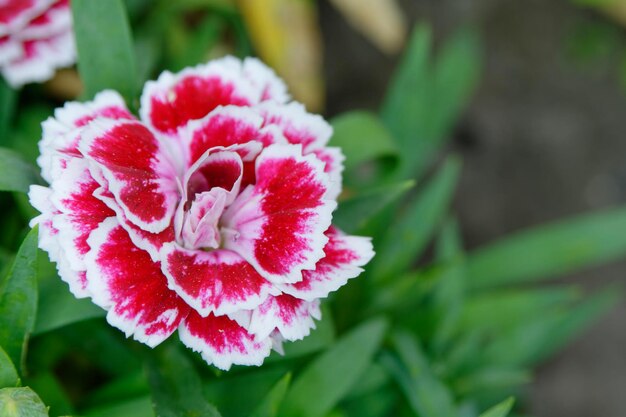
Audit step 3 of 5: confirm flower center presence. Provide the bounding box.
[174,149,244,250]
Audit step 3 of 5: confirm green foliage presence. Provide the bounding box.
[381,26,481,179]
[250,373,291,417]
[467,207,626,289]
[147,344,222,417]
[0,387,48,417]
[280,318,388,417]
[0,149,39,193]
[0,346,19,389]
[371,156,461,280]
[72,0,138,102]
[0,227,38,372]
[479,398,515,417]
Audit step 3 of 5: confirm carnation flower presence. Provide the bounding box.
[0,0,75,87]
[29,56,374,370]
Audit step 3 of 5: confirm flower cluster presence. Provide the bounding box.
[29,57,374,369]
[0,0,75,87]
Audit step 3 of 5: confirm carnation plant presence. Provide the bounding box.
[0,1,624,417]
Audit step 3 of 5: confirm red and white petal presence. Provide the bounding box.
[258,102,333,152]
[247,295,320,341]
[85,218,190,347]
[311,147,345,200]
[222,144,336,283]
[242,57,289,103]
[49,158,114,271]
[183,106,267,166]
[1,29,74,88]
[38,90,134,183]
[28,184,90,297]
[161,244,273,317]
[94,185,175,262]
[0,36,20,64]
[178,310,272,370]
[19,0,71,40]
[279,227,374,301]
[78,120,180,233]
[140,57,258,138]
[0,0,54,36]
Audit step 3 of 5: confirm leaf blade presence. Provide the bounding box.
[280,318,388,417]
[72,0,138,102]
[0,227,39,372]
[0,148,39,193]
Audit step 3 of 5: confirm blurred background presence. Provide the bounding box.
[319,1,626,416]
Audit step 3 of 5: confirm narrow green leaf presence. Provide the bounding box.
[0,79,17,145]
[250,373,291,417]
[371,156,461,280]
[34,270,105,335]
[84,396,153,417]
[72,0,138,102]
[203,366,289,417]
[333,180,414,234]
[381,25,431,162]
[382,330,456,417]
[280,318,388,417]
[479,397,515,417]
[532,285,621,363]
[0,387,47,417]
[453,369,530,397]
[468,206,626,289]
[330,111,398,171]
[431,218,466,353]
[0,227,38,371]
[0,148,39,193]
[381,26,481,179]
[147,344,221,417]
[0,346,19,388]
[460,288,580,333]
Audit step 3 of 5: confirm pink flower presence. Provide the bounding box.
[0,0,75,87]
[29,57,374,370]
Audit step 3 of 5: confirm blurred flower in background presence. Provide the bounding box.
[0,0,75,88]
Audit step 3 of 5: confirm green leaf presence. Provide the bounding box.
[467,206,626,289]
[531,285,621,363]
[0,387,48,417]
[0,346,18,388]
[84,396,153,417]
[0,79,17,145]
[371,156,461,280]
[280,318,388,417]
[34,269,105,335]
[460,288,580,333]
[0,148,39,193]
[479,397,515,417]
[382,330,456,417]
[26,372,74,416]
[330,111,398,172]
[250,373,291,417]
[431,218,466,353]
[453,369,530,397]
[72,0,138,102]
[333,180,414,234]
[147,344,221,417]
[0,227,38,371]
[170,14,223,71]
[381,26,481,179]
